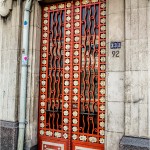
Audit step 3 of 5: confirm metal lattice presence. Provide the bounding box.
[39,1,106,149]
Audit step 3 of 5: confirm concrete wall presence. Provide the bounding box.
[0,1,21,122]
[105,0,125,150]
[25,1,41,148]
[0,1,41,149]
[0,2,22,149]
[125,0,150,138]
[119,1,150,149]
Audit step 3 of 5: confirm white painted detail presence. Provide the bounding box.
[72,134,77,140]
[75,146,97,150]
[89,137,97,143]
[42,141,64,150]
[54,132,61,138]
[79,135,87,141]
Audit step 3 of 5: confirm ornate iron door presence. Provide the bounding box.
[39,0,106,150]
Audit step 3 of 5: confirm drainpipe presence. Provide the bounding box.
[17,0,32,149]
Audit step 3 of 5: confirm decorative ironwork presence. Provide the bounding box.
[39,0,106,149]
[79,4,100,137]
[39,3,72,140]
[72,1,106,146]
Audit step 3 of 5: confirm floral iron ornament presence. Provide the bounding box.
[39,1,106,149]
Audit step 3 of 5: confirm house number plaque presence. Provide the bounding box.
[110,42,121,57]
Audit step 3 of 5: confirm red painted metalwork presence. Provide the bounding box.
[39,1,106,150]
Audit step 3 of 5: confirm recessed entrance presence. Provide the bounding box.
[38,0,106,149]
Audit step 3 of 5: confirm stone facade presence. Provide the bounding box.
[0,120,18,150]
[120,136,150,150]
[0,0,149,150]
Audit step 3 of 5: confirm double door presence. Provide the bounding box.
[39,0,106,149]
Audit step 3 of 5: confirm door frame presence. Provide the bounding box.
[39,0,106,149]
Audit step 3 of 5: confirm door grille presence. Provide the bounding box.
[39,0,106,149]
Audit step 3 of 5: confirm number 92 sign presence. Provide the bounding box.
[110,42,121,58]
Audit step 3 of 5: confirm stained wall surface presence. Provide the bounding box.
[0,1,41,149]
[125,0,150,138]
[0,1,21,122]
[105,0,125,149]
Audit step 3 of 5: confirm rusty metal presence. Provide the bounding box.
[39,1,106,149]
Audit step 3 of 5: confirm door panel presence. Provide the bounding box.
[39,1,106,150]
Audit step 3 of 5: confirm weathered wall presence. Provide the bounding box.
[0,1,22,149]
[25,0,41,149]
[0,0,41,149]
[125,0,149,138]
[105,0,125,150]
[119,0,150,149]
[0,0,21,122]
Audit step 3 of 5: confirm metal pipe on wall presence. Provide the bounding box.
[17,0,32,149]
